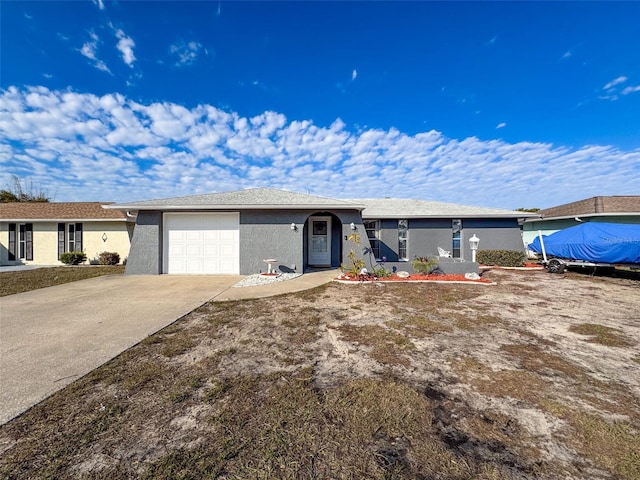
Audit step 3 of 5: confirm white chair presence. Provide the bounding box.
[437,247,451,257]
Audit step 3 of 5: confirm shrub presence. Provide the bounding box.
[412,256,439,274]
[476,249,526,267]
[59,251,87,265]
[373,266,392,278]
[97,251,121,265]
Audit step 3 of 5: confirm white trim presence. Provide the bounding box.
[363,219,381,260]
[398,219,408,261]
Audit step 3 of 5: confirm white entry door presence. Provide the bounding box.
[164,213,239,274]
[308,216,331,266]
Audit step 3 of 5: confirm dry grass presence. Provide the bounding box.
[500,343,589,379]
[388,314,454,337]
[0,265,125,296]
[452,356,552,405]
[547,403,640,480]
[569,323,636,347]
[1,271,639,479]
[332,324,415,367]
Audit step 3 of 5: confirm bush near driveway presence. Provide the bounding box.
[97,251,121,265]
[59,251,88,265]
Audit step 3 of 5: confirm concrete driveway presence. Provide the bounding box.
[0,274,242,424]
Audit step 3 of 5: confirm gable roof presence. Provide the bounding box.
[350,198,534,219]
[0,202,129,222]
[107,188,365,211]
[537,196,640,220]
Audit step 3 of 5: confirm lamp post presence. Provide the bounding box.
[469,234,479,263]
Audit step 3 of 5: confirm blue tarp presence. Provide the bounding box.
[529,222,640,265]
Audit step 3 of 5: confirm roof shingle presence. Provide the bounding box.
[108,188,363,210]
[539,196,640,219]
[350,198,532,218]
[0,202,129,221]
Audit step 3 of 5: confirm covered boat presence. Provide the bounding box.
[529,222,640,265]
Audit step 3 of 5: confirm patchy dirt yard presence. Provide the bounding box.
[1,269,639,479]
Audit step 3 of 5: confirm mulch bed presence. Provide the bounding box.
[480,263,543,270]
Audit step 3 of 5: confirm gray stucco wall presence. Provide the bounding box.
[125,208,367,275]
[239,210,309,274]
[463,218,525,256]
[124,209,521,276]
[125,211,162,275]
[239,209,366,274]
[371,218,452,264]
[360,217,524,273]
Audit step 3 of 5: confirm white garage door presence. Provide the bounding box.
[164,213,239,274]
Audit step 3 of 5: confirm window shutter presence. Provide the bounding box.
[75,223,83,252]
[8,223,16,261]
[58,223,65,258]
[25,223,33,261]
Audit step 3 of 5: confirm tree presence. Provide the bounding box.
[516,207,540,213]
[0,175,49,202]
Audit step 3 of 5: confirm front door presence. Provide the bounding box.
[308,216,332,266]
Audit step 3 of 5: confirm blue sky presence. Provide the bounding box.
[1,1,639,209]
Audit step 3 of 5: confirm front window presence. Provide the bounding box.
[452,219,462,258]
[19,224,26,259]
[8,223,33,261]
[68,223,76,251]
[398,219,408,260]
[363,220,380,259]
[58,222,82,258]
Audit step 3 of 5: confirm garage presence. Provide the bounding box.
[163,213,239,274]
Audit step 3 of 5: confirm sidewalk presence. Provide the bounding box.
[213,268,340,301]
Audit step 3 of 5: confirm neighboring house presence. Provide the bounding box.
[0,203,134,266]
[522,196,640,248]
[106,188,533,275]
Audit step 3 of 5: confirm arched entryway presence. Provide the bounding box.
[303,212,343,270]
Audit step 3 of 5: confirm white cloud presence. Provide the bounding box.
[622,85,640,95]
[352,69,357,81]
[1,86,639,208]
[562,50,572,59]
[169,40,203,67]
[92,0,105,10]
[79,31,112,74]
[496,122,506,129]
[603,76,628,91]
[114,28,136,67]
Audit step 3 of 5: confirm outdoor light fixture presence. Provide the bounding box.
[102,233,108,242]
[290,223,297,231]
[469,234,479,262]
[350,222,356,231]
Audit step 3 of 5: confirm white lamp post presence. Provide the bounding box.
[469,234,479,263]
